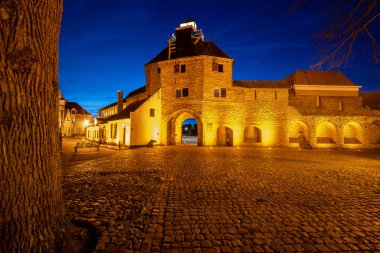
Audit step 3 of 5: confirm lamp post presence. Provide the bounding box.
[59,97,66,138]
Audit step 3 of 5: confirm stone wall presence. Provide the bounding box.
[142,54,380,149]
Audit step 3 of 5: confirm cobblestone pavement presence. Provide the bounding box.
[63,147,380,252]
[62,138,120,169]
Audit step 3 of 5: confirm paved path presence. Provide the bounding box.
[63,147,380,252]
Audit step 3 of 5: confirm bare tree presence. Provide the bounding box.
[293,0,379,69]
[0,0,72,252]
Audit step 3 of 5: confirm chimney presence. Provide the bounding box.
[117,90,123,113]
[175,19,197,57]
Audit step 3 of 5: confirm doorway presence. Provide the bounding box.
[182,118,198,144]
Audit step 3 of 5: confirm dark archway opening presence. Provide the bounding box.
[182,118,198,144]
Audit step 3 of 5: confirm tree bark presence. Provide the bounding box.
[0,0,71,252]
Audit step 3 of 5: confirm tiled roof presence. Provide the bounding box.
[65,102,91,115]
[285,70,356,86]
[126,86,146,98]
[361,92,380,110]
[233,80,292,89]
[104,99,147,121]
[147,41,231,64]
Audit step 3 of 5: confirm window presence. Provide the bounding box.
[150,108,155,117]
[214,89,219,97]
[254,90,257,100]
[71,109,76,114]
[181,65,186,73]
[221,88,226,97]
[182,88,189,97]
[275,91,277,100]
[176,88,189,97]
[174,64,180,73]
[113,123,117,138]
[157,67,161,74]
[218,64,223,72]
[212,62,218,71]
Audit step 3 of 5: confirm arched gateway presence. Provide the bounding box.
[167,110,203,146]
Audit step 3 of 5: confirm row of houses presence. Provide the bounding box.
[58,91,93,138]
[85,20,380,149]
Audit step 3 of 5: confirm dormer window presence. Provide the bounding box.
[71,109,76,114]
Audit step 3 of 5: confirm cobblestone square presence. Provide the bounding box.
[63,147,380,252]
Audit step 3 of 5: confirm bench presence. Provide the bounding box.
[74,140,100,154]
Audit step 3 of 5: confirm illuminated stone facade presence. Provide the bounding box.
[88,20,380,149]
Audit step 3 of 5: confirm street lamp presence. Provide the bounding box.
[59,97,66,137]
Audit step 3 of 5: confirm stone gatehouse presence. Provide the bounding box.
[87,20,380,149]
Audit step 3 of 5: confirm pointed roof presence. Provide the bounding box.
[147,40,231,64]
[65,102,91,115]
[285,70,357,86]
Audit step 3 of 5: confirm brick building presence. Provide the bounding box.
[87,20,380,149]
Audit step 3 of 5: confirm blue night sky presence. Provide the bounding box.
[59,0,380,116]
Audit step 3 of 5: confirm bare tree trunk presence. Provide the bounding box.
[0,0,71,252]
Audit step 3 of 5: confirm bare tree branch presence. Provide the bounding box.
[296,0,379,69]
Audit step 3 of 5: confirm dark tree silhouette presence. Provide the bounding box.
[293,0,379,68]
[0,0,73,252]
